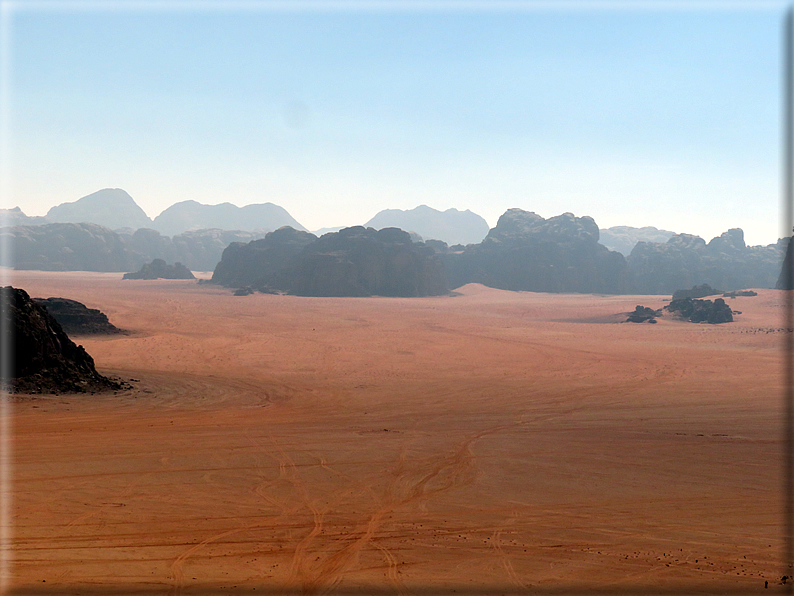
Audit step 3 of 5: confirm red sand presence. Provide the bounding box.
[4,271,788,594]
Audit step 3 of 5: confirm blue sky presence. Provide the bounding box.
[1,1,787,245]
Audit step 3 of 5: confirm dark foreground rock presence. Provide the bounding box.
[2,287,126,393]
[665,297,734,324]
[34,297,123,335]
[123,259,195,280]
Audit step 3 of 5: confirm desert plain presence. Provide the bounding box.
[3,270,790,594]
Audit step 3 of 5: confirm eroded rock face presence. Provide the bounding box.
[629,229,785,294]
[2,287,125,393]
[211,227,318,289]
[211,226,448,297]
[123,259,195,280]
[276,226,448,297]
[777,236,794,290]
[443,209,629,294]
[34,298,122,335]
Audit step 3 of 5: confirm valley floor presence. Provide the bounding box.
[3,271,789,594]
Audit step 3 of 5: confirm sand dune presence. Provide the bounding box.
[5,271,787,593]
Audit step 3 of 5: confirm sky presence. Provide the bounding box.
[0,0,787,245]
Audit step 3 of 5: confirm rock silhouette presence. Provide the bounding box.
[443,209,629,294]
[123,259,195,280]
[212,226,448,297]
[34,297,123,335]
[2,287,125,393]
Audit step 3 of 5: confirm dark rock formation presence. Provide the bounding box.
[212,226,448,297]
[123,259,195,280]
[777,235,794,290]
[723,290,757,298]
[599,225,675,256]
[364,205,490,246]
[211,227,318,289]
[672,284,722,301]
[626,305,662,323]
[46,188,153,231]
[34,298,123,335]
[665,297,734,324]
[275,226,448,297]
[2,287,125,393]
[152,200,307,237]
[628,229,785,294]
[2,223,139,271]
[443,209,629,294]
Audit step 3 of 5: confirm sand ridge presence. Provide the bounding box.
[4,270,787,594]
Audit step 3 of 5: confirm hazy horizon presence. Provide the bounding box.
[1,1,786,245]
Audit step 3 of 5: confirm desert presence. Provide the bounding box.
[4,270,787,594]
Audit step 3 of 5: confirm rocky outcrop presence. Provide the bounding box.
[2,287,125,393]
[123,259,195,280]
[211,226,448,297]
[34,298,123,335]
[665,297,734,324]
[626,305,661,323]
[151,200,307,237]
[443,209,629,294]
[211,227,318,289]
[777,236,794,290]
[628,229,785,294]
[276,227,448,297]
[365,205,490,246]
[599,226,675,256]
[46,188,153,231]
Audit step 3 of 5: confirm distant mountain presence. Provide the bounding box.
[599,225,675,256]
[3,223,139,272]
[152,200,307,236]
[46,188,153,231]
[364,205,489,246]
[0,207,50,226]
